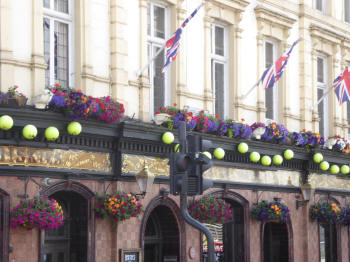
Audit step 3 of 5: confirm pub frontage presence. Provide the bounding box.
[1,105,350,262]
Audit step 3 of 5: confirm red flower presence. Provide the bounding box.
[77,89,83,93]
[215,114,220,118]
[173,103,178,106]
[54,83,60,87]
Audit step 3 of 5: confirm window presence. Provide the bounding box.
[43,0,74,88]
[148,2,169,116]
[345,0,350,23]
[264,40,278,121]
[319,223,337,262]
[316,0,326,13]
[211,24,228,118]
[317,57,328,138]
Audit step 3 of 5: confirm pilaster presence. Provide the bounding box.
[203,14,214,113]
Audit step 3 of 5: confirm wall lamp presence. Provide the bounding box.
[135,165,155,199]
[296,182,315,209]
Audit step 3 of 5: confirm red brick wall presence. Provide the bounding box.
[1,176,349,262]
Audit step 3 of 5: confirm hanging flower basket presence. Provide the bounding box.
[188,196,232,224]
[95,191,143,223]
[10,196,65,230]
[251,200,290,223]
[310,202,342,224]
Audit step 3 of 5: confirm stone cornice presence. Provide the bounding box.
[310,24,345,46]
[254,5,296,30]
[209,0,249,13]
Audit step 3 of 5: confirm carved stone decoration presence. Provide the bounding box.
[122,154,170,176]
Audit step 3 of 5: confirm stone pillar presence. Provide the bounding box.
[256,33,265,121]
[233,22,243,120]
[110,0,129,109]
[175,4,188,109]
[0,0,14,92]
[137,0,151,121]
[310,49,319,133]
[31,0,46,99]
[79,0,94,94]
[203,14,214,112]
[281,40,290,126]
[330,45,341,136]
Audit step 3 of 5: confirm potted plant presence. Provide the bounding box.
[250,122,266,140]
[10,196,65,230]
[299,129,325,148]
[95,191,143,222]
[310,202,342,224]
[261,122,289,144]
[325,135,348,151]
[0,85,28,107]
[188,196,232,224]
[251,200,290,223]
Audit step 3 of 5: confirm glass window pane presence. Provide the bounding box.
[147,3,151,36]
[265,42,274,68]
[265,87,274,119]
[345,0,350,22]
[214,62,225,117]
[317,57,324,83]
[153,47,165,113]
[215,26,224,56]
[347,102,350,125]
[318,88,325,136]
[43,0,50,8]
[54,0,68,14]
[44,18,51,87]
[316,0,323,11]
[154,6,165,39]
[54,21,69,88]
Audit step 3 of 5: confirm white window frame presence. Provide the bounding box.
[263,39,278,122]
[43,0,75,87]
[147,2,170,117]
[316,0,326,13]
[211,23,229,119]
[317,56,329,138]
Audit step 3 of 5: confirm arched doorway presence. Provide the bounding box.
[262,222,290,262]
[0,188,9,262]
[40,181,95,262]
[43,191,88,262]
[144,205,180,262]
[202,190,249,262]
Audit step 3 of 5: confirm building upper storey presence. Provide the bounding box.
[1,0,350,138]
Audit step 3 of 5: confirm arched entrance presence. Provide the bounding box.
[40,181,95,262]
[0,188,9,262]
[203,190,249,262]
[144,205,179,262]
[141,196,185,262]
[262,221,292,262]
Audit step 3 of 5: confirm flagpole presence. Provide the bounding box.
[136,44,166,78]
[311,85,333,110]
[242,78,262,100]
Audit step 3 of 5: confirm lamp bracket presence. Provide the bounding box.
[296,199,309,209]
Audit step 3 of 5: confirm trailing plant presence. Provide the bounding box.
[95,191,143,222]
[47,84,124,123]
[188,196,232,224]
[251,200,290,223]
[10,196,65,230]
[310,202,342,224]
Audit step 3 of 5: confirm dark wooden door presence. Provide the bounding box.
[263,222,289,262]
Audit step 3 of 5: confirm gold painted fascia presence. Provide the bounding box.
[309,173,350,191]
[254,5,296,31]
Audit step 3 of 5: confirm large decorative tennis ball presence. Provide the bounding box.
[67,121,82,136]
[313,153,323,163]
[250,152,260,163]
[22,124,38,140]
[45,126,59,141]
[174,143,180,152]
[202,151,212,159]
[273,155,283,165]
[261,155,271,166]
[330,165,340,175]
[162,132,174,144]
[0,115,14,130]
[238,142,249,154]
[320,161,329,171]
[341,165,350,175]
[213,148,225,159]
[284,149,294,160]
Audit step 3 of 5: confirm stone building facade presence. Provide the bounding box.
[1,0,350,262]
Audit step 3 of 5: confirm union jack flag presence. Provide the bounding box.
[162,3,204,73]
[261,38,300,90]
[334,67,350,105]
